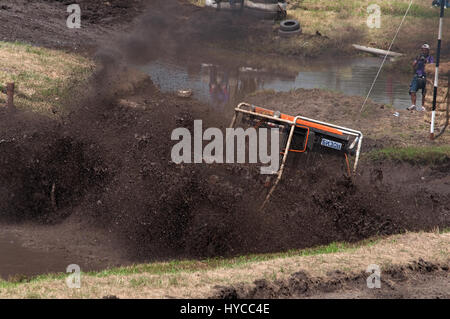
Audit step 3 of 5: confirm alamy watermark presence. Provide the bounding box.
[66,264,81,289]
[366,264,381,289]
[171,120,280,174]
[67,4,81,29]
[367,4,381,29]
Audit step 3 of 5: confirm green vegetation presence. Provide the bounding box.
[367,146,450,165]
[0,41,93,115]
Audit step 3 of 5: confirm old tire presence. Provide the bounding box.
[280,19,300,32]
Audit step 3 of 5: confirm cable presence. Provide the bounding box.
[360,0,414,113]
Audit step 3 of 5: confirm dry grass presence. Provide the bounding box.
[0,41,93,115]
[288,0,443,55]
[0,231,448,299]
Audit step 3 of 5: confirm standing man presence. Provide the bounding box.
[407,44,434,111]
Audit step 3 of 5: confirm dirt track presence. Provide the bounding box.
[0,0,449,288]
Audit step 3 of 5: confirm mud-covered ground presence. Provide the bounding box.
[214,259,450,299]
[0,0,448,287]
[0,0,146,52]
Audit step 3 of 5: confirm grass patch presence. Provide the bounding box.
[0,41,93,115]
[367,146,450,165]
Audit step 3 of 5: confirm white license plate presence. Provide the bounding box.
[321,138,342,151]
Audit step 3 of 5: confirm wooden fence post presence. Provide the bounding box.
[6,82,15,111]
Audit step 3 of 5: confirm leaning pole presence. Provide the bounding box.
[430,1,445,140]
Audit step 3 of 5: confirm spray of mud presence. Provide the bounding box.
[0,0,448,263]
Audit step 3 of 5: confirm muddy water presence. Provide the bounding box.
[0,233,70,280]
[142,56,414,111]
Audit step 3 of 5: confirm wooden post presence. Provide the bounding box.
[6,82,15,111]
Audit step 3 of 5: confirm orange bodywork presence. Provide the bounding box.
[254,107,343,136]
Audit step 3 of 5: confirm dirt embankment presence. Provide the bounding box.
[215,259,450,299]
[0,0,146,52]
[0,0,269,56]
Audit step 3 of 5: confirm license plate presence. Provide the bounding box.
[321,138,342,151]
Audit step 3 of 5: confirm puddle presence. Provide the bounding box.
[141,56,416,111]
[0,233,70,280]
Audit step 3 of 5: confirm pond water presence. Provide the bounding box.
[141,56,416,110]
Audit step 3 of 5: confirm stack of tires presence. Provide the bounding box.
[278,19,302,37]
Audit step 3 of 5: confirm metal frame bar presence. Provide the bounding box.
[229,102,364,173]
[259,116,299,210]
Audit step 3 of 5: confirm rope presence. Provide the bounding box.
[360,0,414,113]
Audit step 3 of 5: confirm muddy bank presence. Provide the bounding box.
[0,0,146,52]
[213,258,450,299]
[0,0,269,57]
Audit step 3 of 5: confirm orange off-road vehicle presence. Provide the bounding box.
[229,102,364,208]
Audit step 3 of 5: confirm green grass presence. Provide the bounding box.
[0,236,382,289]
[0,41,93,115]
[367,146,450,165]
